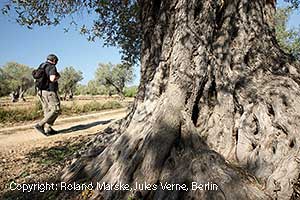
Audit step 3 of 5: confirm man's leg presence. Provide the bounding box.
[35,90,49,134]
[37,91,51,126]
[38,91,49,116]
[44,91,61,134]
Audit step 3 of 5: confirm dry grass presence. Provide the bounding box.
[0,96,126,126]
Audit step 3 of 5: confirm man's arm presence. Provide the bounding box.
[49,75,57,82]
[49,68,60,82]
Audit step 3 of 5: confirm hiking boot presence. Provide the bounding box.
[34,124,47,136]
[45,127,58,135]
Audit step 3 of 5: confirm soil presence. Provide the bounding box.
[0,108,127,200]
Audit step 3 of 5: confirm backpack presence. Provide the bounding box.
[32,63,49,90]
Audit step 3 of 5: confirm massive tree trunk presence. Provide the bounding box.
[62,0,300,199]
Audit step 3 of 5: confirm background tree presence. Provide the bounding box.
[0,68,10,97]
[275,7,300,58]
[59,66,83,100]
[75,81,118,96]
[0,62,34,102]
[3,0,300,199]
[95,63,133,98]
[123,85,138,97]
[75,84,88,96]
[86,80,116,96]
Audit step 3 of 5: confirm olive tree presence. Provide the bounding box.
[0,62,34,102]
[3,0,300,199]
[0,68,10,97]
[59,66,83,100]
[95,62,133,98]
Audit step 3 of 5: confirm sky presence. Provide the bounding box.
[277,0,300,28]
[0,1,299,85]
[0,10,140,85]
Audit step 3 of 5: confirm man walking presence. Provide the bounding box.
[34,54,61,135]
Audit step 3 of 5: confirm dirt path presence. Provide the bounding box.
[0,108,128,199]
[0,108,127,156]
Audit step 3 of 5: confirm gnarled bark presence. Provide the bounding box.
[62,0,300,199]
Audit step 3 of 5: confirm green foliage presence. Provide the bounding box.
[3,0,300,65]
[0,62,34,97]
[124,86,138,97]
[275,7,300,58]
[75,84,88,95]
[1,0,141,65]
[86,80,114,95]
[284,0,300,9]
[75,81,116,96]
[0,68,10,96]
[86,80,102,95]
[95,63,133,97]
[59,66,83,97]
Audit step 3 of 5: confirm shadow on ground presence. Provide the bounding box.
[54,119,113,135]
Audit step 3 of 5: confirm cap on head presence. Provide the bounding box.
[47,54,59,64]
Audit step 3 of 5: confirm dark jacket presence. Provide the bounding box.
[44,62,59,92]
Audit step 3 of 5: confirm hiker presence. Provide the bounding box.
[34,54,61,135]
